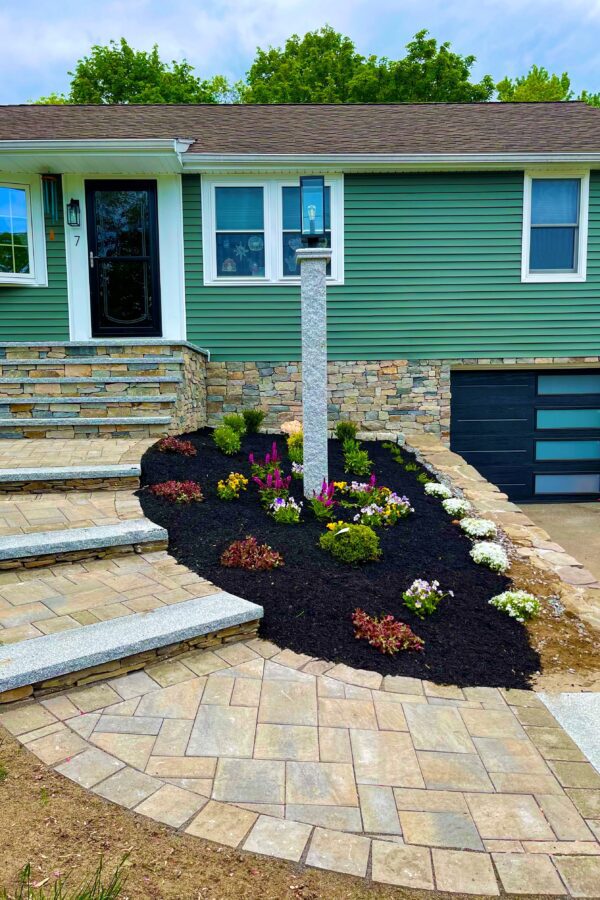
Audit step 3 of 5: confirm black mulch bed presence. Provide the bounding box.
[139,429,540,688]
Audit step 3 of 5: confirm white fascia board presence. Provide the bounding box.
[0,139,190,175]
[181,151,600,174]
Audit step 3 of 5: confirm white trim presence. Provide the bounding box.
[521,170,590,284]
[0,174,47,287]
[63,173,186,341]
[200,174,344,286]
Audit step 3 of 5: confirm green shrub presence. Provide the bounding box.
[213,425,241,455]
[319,522,381,565]
[342,438,372,476]
[1,856,127,900]
[222,413,246,435]
[287,431,304,464]
[242,408,265,434]
[383,441,404,464]
[335,420,358,442]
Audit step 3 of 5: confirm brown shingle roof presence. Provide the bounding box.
[0,102,599,154]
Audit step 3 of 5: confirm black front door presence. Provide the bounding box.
[86,180,161,337]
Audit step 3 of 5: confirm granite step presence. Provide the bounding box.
[0,464,141,492]
[0,518,168,570]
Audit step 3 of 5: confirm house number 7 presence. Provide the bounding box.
[74,235,80,245]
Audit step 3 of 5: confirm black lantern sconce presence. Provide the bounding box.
[299,176,325,247]
[66,198,81,227]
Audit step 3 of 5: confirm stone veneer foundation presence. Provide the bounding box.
[206,356,600,441]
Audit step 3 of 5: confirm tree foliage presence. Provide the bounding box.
[496,64,599,106]
[36,38,232,105]
[242,27,494,103]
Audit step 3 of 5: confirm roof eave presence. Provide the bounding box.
[0,138,193,175]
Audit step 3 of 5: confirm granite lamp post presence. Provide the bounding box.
[296,176,331,497]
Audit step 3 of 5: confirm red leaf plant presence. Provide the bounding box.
[220,536,284,571]
[156,436,197,456]
[352,608,424,655]
[150,480,204,503]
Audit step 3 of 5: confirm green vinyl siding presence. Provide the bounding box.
[0,178,69,341]
[183,171,600,361]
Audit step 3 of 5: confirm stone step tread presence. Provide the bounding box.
[0,464,140,483]
[0,395,177,406]
[0,416,171,427]
[0,356,184,366]
[0,376,182,384]
[0,592,263,692]
[0,518,167,562]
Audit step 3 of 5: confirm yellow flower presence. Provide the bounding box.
[326,520,346,531]
[333,481,347,489]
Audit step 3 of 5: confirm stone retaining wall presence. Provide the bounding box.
[171,344,208,434]
[206,356,600,440]
[406,434,600,633]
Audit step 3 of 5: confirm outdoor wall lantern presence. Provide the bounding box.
[300,175,325,246]
[66,198,81,227]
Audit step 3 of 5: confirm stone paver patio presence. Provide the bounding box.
[3,639,599,896]
[0,489,142,537]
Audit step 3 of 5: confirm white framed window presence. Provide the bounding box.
[0,175,47,287]
[521,171,589,283]
[201,175,344,285]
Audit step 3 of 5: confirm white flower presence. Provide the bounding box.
[442,497,471,519]
[424,482,452,500]
[489,590,540,622]
[470,541,509,573]
[460,517,497,539]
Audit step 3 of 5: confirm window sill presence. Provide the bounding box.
[203,276,344,287]
[0,274,47,288]
[521,272,586,284]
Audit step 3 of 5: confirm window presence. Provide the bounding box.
[0,176,47,287]
[538,373,600,395]
[522,173,589,283]
[201,176,343,285]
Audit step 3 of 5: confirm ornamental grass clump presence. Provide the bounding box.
[424,482,453,500]
[269,496,303,524]
[150,480,203,503]
[319,521,381,565]
[249,441,281,477]
[383,441,404,464]
[442,497,472,519]
[222,413,247,435]
[489,589,540,623]
[470,541,509,573]
[460,517,497,540]
[242,408,265,433]
[402,578,453,619]
[253,469,292,505]
[286,430,304,464]
[343,438,372,476]
[220,536,283,571]
[213,424,241,455]
[335,420,358,442]
[156,436,197,456]
[216,472,248,500]
[309,480,336,520]
[352,608,424,655]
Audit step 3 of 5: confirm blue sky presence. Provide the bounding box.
[1,0,599,103]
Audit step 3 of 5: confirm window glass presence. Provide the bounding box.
[0,185,30,275]
[215,187,264,277]
[535,473,600,494]
[535,440,600,461]
[529,178,580,273]
[536,409,600,429]
[538,374,600,395]
[282,186,331,276]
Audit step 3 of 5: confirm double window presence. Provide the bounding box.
[0,175,47,287]
[522,173,589,282]
[202,176,343,285]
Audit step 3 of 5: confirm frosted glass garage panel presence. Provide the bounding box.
[538,374,600,395]
[535,473,600,494]
[536,409,600,429]
[535,440,600,460]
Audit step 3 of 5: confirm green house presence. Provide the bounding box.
[1,101,599,502]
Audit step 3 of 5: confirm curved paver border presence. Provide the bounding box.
[2,639,599,897]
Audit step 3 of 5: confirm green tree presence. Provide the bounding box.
[496,65,573,101]
[36,38,231,104]
[242,27,494,104]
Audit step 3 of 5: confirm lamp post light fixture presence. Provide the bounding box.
[296,175,331,496]
[66,198,81,227]
[300,175,326,247]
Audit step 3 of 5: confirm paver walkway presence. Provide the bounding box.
[0,438,154,468]
[3,639,599,896]
[0,490,141,537]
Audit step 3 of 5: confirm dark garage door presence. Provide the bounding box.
[450,370,600,502]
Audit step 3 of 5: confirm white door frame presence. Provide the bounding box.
[63,172,187,341]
